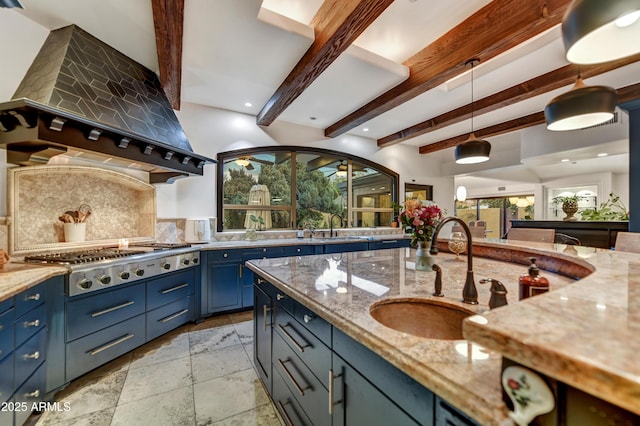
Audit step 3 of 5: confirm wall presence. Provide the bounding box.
[171,102,455,219]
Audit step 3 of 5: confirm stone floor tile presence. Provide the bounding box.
[118,356,192,404]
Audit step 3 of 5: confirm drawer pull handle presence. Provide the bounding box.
[263,305,272,332]
[276,294,286,301]
[23,351,40,360]
[277,400,295,426]
[277,358,309,396]
[257,278,266,284]
[161,283,188,294]
[277,323,310,353]
[160,309,189,323]
[26,293,41,301]
[0,324,3,331]
[328,368,343,415]
[381,240,398,244]
[91,301,135,317]
[25,389,40,398]
[24,319,40,328]
[89,334,134,356]
[303,314,314,323]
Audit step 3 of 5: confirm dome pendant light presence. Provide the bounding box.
[563,0,640,64]
[544,75,617,131]
[455,59,491,165]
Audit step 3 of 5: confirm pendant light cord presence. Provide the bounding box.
[467,59,480,136]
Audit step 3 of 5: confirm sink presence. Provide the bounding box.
[369,298,475,340]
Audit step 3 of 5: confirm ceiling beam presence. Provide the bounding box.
[418,82,640,155]
[379,54,640,147]
[256,0,394,127]
[324,0,572,138]
[151,0,184,110]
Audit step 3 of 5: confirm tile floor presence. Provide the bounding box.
[28,311,284,426]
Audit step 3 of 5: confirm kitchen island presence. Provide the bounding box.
[246,240,640,425]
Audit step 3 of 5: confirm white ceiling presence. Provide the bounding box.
[13,0,638,184]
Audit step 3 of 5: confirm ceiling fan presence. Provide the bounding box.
[224,155,274,170]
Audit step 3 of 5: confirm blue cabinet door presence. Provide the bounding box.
[331,353,422,426]
[253,281,273,393]
[207,262,241,313]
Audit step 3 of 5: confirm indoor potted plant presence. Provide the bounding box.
[552,194,584,222]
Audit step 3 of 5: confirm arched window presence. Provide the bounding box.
[217,147,398,232]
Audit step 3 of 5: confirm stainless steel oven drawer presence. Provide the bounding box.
[66,313,146,381]
[66,283,145,341]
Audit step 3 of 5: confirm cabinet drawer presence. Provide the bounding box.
[294,302,331,344]
[273,331,330,425]
[66,313,146,381]
[275,308,331,389]
[15,302,46,348]
[283,246,316,257]
[14,328,46,391]
[0,352,13,403]
[0,298,12,316]
[66,283,145,342]
[243,246,285,260]
[15,283,45,318]
[207,249,242,263]
[272,367,313,426]
[0,307,14,362]
[146,296,193,341]
[323,242,368,254]
[13,362,46,426]
[146,269,194,310]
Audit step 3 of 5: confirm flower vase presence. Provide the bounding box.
[561,201,578,221]
[415,240,434,271]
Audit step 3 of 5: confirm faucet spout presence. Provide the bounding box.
[430,217,478,305]
[329,213,343,237]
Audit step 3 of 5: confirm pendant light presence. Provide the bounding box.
[544,74,617,131]
[455,59,491,165]
[563,0,640,64]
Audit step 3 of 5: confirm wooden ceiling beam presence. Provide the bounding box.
[256,0,394,127]
[324,0,572,138]
[379,54,640,147]
[151,0,184,110]
[418,82,640,155]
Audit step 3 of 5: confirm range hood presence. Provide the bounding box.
[0,25,214,183]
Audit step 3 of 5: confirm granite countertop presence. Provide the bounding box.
[0,262,68,302]
[463,240,640,417]
[198,233,407,250]
[246,243,581,425]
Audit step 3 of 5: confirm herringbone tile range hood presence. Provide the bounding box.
[0,25,214,183]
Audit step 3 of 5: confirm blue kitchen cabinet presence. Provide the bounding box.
[254,275,478,426]
[241,247,285,309]
[146,269,196,340]
[0,277,59,426]
[323,241,369,254]
[205,249,243,314]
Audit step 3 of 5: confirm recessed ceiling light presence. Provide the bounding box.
[309,116,316,120]
[561,158,570,162]
[597,152,608,157]
[244,102,252,107]
[362,128,369,132]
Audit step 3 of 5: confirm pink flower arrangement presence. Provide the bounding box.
[398,199,443,246]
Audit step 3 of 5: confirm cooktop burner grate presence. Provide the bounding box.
[24,248,149,265]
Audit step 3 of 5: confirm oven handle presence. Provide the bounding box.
[90,301,135,318]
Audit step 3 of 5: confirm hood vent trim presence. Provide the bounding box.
[0,25,214,181]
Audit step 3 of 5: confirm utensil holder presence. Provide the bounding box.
[64,222,86,242]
